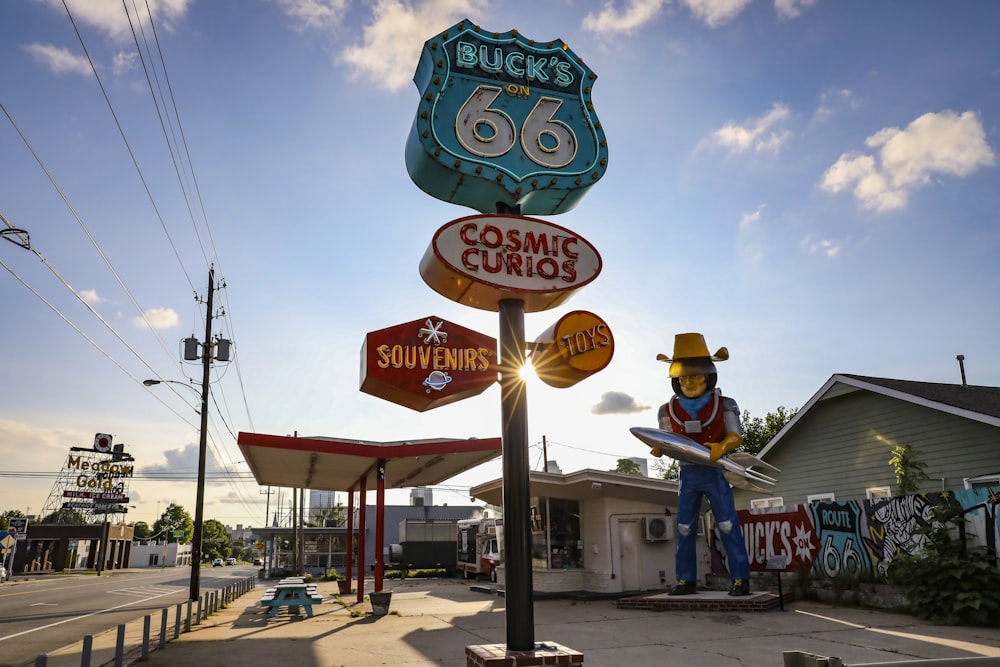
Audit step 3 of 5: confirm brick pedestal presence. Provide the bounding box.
[466,642,584,667]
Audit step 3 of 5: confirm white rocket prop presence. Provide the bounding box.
[630,426,780,494]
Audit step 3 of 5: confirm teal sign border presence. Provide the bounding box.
[405,19,609,216]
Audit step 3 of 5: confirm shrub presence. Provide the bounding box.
[888,506,1000,626]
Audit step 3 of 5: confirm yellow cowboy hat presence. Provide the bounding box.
[656,332,729,378]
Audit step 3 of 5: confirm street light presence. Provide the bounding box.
[144,376,210,603]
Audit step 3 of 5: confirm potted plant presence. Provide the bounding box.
[324,567,351,594]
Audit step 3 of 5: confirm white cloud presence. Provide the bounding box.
[39,0,193,41]
[802,235,843,258]
[582,0,668,35]
[273,0,350,30]
[77,288,104,304]
[820,110,995,212]
[339,0,489,93]
[774,0,817,20]
[133,307,179,329]
[22,43,92,75]
[683,0,752,27]
[739,204,765,232]
[814,88,859,122]
[700,103,792,154]
[111,50,139,77]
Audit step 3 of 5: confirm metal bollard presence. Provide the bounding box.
[196,595,203,625]
[114,623,125,667]
[33,655,46,666]
[174,602,181,639]
[159,608,168,649]
[142,614,151,661]
[185,599,192,632]
[82,634,94,667]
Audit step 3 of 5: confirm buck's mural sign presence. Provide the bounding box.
[406,19,608,216]
[360,316,497,412]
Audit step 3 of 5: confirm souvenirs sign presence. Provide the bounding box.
[405,19,608,216]
[420,214,601,313]
[530,310,614,388]
[360,316,498,412]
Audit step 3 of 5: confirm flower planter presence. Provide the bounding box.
[369,591,392,616]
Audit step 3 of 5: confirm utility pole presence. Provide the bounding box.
[189,267,214,602]
[183,266,230,602]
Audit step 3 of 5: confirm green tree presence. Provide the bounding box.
[652,457,680,481]
[132,521,152,541]
[1,510,27,531]
[740,406,798,454]
[308,503,347,528]
[888,506,1000,625]
[40,508,89,525]
[201,519,232,561]
[152,503,194,543]
[890,443,930,496]
[612,458,642,475]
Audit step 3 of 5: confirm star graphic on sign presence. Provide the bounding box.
[793,523,815,561]
[419,319,448,346]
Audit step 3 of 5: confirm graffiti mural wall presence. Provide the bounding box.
[709,486,1000,580]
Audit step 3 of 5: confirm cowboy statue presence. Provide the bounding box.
[652,332,751,597]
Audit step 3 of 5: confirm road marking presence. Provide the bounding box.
[108,585,183,598]
[0,587,178,642]
[795,609,1000,657]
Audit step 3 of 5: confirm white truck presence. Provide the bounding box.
[456,517,501,581]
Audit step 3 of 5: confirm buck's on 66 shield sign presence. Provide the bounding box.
[405,19,608,216]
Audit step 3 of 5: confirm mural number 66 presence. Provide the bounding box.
[821,535,863,578]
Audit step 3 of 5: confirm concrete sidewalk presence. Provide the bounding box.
[41,578,1000,667]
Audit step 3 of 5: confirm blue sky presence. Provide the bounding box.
[1,0,997,530]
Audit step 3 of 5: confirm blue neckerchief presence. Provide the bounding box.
[677,391,711,417]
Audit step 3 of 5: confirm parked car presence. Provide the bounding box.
[212,558,224,567]
[226,558,237,566]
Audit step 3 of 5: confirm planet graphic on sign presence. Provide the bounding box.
[423,370,454,392]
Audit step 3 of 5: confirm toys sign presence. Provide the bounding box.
[530,310,614,388]
[406,19,608,216]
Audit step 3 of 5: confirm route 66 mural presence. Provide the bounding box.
[726,486,1000,580]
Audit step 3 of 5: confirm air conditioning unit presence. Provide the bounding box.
[642,515,672,542]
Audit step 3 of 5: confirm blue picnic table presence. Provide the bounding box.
[259,579,323,618]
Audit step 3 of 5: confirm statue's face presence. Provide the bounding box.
[678,373,707,398]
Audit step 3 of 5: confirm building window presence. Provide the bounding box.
[807,493,836,503]
[964,474,1000,490]
[866,486,892,500]
[749,497,784,509]
[530,497,582,570]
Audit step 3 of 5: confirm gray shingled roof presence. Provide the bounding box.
[842,374,1000,420]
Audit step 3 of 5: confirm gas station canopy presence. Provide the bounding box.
[237,432,502,492]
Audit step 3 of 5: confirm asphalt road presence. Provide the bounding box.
[0,566,255,667]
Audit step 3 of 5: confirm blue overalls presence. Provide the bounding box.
[675,463,750,583]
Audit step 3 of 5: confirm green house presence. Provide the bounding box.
[733,374,1000,510]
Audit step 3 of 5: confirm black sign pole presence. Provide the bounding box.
[499,298,534,651]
